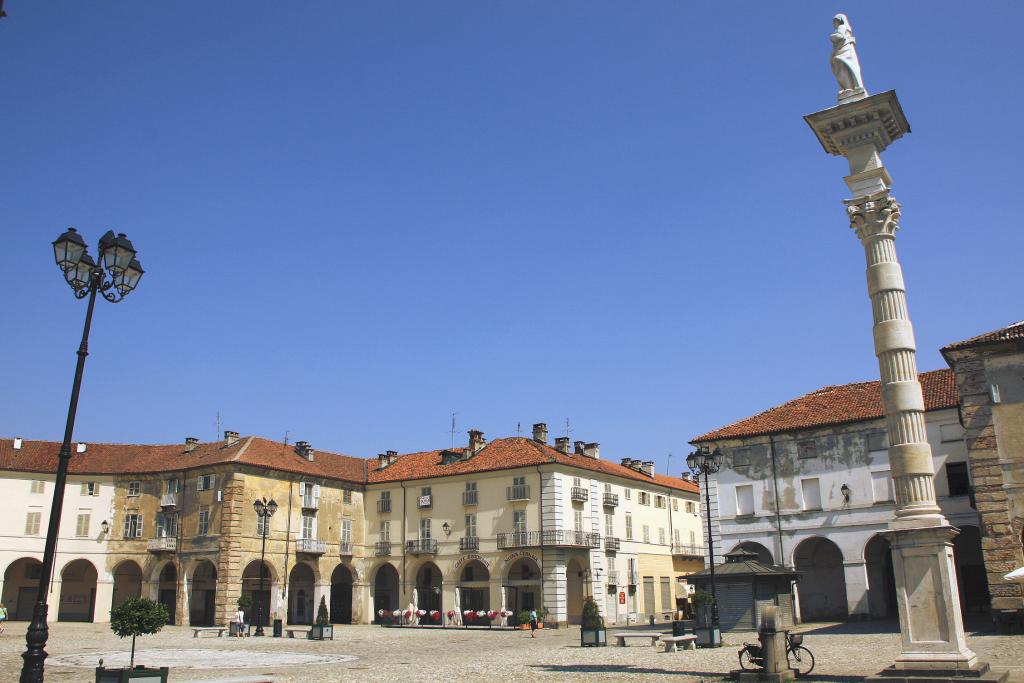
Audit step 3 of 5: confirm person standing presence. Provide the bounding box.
[529,608,538,638]
[0,603,8,634]
[235,606,246,638]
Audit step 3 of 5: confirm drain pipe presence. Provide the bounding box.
[400,480,408,604]
[768,435,785,567]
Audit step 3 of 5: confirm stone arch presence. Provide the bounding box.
[371,562,400,622]
[241,559,279,628]
[111,560,143,611]
[953,525,991,614]
[566,557,587,625]
[793,536,847,621]
[330,564,354,624]
[153,561,178,624]
[188,559,218,626]
[864,534,896,618]
[457,560,490,614]
[732,541,774,565]
[288,562,317,625]
[504,557,542,616]
[413,561,442,615]
[2,557,42,620]
[58,559,98,622]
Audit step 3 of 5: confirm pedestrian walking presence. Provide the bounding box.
[0,604,8,634]
[235,606,246,638]
[529,608,538,638]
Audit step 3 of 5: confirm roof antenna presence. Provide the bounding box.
[565,417,572,441]
[216,411,221,440]
[284,430,290,446]
[517,421,521,437]
[667,452,673,478]
[450,412,457,449]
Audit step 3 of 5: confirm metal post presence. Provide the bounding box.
[255,515,268,636]
[704,467,720,645]
[21,277,99,683]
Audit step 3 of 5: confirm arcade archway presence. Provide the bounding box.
[111,560,143,611]
[2,557,42,620]
[793,537,847,621]
[372,563,399,622]
[58,559,97,622]
[189,560,217,626]
[330,565,353,624]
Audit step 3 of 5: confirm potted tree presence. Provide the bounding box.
[98,597,170,682]
[579,596,607,647]
[309,596,333,640]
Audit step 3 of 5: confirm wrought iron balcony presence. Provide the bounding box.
[374,541,392,556]
[628,571,639,586]
[462,490,478,506]
[506,484,530,501]
[406,539,438,555]
[672,543,703,559]
[605,536,621,552]
[339,541,353,556]
[159,493,177,508]
[570,486,588,502]
[496,530,601,550]
[296,538,327,555]
[606,570,619,585]
[301,495,319,511]
[416,494,433,510]
[377,499,392,514]
[602,492,619,507]
[147,537,176,553]
[459,536,479,552]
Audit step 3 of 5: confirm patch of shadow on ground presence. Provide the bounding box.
[798,620,899,635]
[529,664,721,677]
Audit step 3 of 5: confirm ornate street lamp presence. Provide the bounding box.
[687,445,723,648]
[252,497,279,636]
[21,229,144,683]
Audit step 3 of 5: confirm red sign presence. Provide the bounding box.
[619,591,626,605]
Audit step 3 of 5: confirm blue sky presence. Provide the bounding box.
[2,2,1021,478]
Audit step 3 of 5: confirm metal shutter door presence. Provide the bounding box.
[717,581,753,631]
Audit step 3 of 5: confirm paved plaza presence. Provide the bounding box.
[0,621,1022,682]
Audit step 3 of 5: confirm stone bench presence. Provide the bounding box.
[612,631,668,647]
[191,626,227,638]
[661,634,698,652]
[285,627,311,638]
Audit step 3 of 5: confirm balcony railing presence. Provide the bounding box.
[406,539,438,555]
[506,485,530,501]
[375,541,392,556]
[296,538,327,555]
[462,490,478,506]
[496,530,601,549]
[416,494,433,510]
[672,543,703,558]
[606,570,619,585]
[602,492,619,507]
[377,499,392,514]
[301,496,319,511]
[339,541,353,556]
[570,486,588,502]
[147,537,176,552]
[628,571,639,586]
[605,536,621,552]
[159,493,177,508]
[459,536,479,552]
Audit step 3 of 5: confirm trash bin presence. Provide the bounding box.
[273,618,283,638]
[229,622,239,637]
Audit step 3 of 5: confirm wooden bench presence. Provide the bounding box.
[661,634,698,652]
[191,626,227,638]
[612,631,667,647]
[284,627,311,638]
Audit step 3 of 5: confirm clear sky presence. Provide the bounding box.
[1,2,1021,478]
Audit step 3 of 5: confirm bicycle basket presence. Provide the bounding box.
[789,633,803,646]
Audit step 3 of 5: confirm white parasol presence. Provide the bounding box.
[1004,567,1024,583]
[453,586,461,625]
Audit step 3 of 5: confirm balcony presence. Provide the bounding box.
[147,537,176,553]
[339,541,353,556]
[628,571,639,586]
[606,570,619,585]
[605,536,621,552]
[296,538,327,555]
[406,539,438,555]
[416,494,433,510]
[375,541,392,556]
[377,499,392,514]
[459,536,479,552]
[159,493,177,508]
[506,485,530,501]
[602,492,619,507]
[462,490,478,506]
[496,530,601,550]
[672,544,703,559]
[570,486,588,503]
[301,495,319,511]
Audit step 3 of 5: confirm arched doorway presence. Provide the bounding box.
[372,563,399,622]
[505,557,542,615]
[241,560,275,628]
[111,561,143,611]
[734,541,774,566]
[793,537,847,621]
[189,560,217,626]
[58,559,97,622]
[330,565,353,624]
[864,535,896,618]
[288,563,315,625]
[156,563,177,624]
[415,562,442,613]
[458,560,490,613]
[953,525,990,614]
[2,558,42,620]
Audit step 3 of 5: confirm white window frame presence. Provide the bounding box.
[127,481,141,497]
[198,507,210,535]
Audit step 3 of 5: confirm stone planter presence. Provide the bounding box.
[580,627,607,647]
[95,666,169,683]
[309,624,334,640]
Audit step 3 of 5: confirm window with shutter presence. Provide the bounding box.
[30,480,45,494]
[25,511,41,535]
[76,513,90,537]
[298,482,306,496]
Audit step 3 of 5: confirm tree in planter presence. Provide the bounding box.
[109,597,169,669]
[581,597,603,630]
[316,596,330,626]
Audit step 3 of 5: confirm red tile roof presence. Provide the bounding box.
[691,369,959,443]
[941,320,1024,352]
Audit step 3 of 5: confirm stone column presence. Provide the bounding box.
[806,85,994,678]
[842,560,870,619]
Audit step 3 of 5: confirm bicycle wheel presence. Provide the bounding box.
[738,647,758,671]
[788,645,815,677]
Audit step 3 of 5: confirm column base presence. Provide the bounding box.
[865,661,1007,683]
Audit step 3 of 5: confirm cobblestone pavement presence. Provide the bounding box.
[1,621,1022,682]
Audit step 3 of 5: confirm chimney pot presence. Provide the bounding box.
[184,437,199,453]
[13,437,23,450]
[532,423,548,444]
[387,450,398,465]
[621,457,633,468]
[468,430,485,455]
[76,443,87,454]
[583,442,600,459]
[641,461,654,476]
[224,430,240,446]
[377,453,389,470]
[554,437,570,454]
[574,440,585,455]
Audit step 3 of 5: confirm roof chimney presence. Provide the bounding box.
[377,453,389,470]
[224,430,240,446]
[532,423,548,444]
[184,437,199,453]
[76,443,87,454]
[620,457,633,468]
[574,440,585,456]
[468,430,486,456]
[640,461,654,476]
[582,442,600,459]
[294,441,314,461]
[554,437,570,454]
[13,437,23,450]
[387,450,398,465]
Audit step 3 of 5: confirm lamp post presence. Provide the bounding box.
[687,445,723,648]
[252,497,278,636]
[21,229,144,683]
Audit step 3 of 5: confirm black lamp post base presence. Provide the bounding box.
[21,603,50,683]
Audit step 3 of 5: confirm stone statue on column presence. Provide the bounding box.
[830,13,866,102]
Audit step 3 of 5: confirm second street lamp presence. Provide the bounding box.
[687,445,723,648]
[252,497,278,636]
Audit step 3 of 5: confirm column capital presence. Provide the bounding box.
[845,192,901,240]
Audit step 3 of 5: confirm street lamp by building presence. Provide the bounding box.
[687,445,723,647]
[21,228,144,683]
[252,497,279,636]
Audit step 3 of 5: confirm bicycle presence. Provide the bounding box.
[738,632,815,677]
